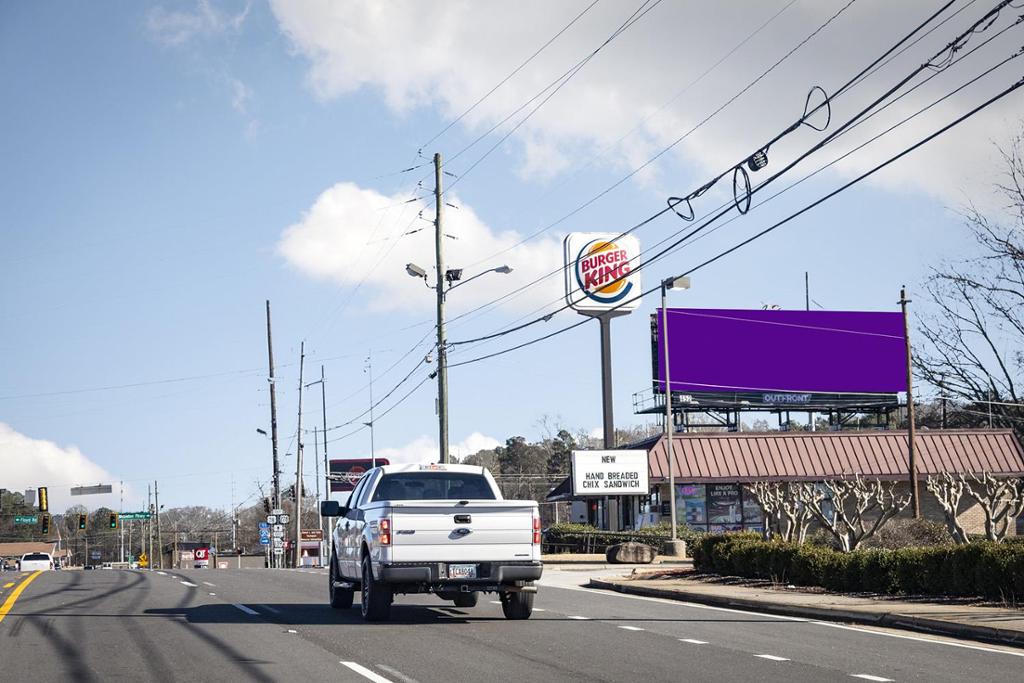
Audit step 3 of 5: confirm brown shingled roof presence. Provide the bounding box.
[0,541,59,558]
[648,429,1024,482]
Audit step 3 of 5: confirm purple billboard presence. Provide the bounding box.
[655,308,907,394]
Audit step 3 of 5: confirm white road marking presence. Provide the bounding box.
[679,639,708,645]
[180,581,198,587]
[286,629,297,633]
[156,571,167,575]
[569,583,1024,657]
[261,605,282,614]
[202,581,215,587]
[618,625,645,631]
[341,661,393,683]
[232,603,259,615]
[755,654,790,661]
[567,615,590,620]
[377,663,419,683]
[851,676,893,682]
[209,592,216,596]
[533,608,546,612]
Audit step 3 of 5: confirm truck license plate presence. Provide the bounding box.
[448,563,477,579]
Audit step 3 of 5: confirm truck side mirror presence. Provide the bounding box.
[321,500,342,517]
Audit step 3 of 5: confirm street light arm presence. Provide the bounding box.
[447,266,512,291]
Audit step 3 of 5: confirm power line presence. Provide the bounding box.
[446,70,1024,369]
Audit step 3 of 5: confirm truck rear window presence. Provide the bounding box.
[371,473,496,501]
[23,553,50,561]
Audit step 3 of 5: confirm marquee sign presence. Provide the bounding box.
[564,233,641,314]
[571,450,649,496]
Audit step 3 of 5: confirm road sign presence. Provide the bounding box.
[300,529,323,541]
[258,521,270,529]
[90,551,101,560]
[194,548,209,561]
[266,514,277,524]
[14,515,38,525]
[272,508,284,515]
[273,547,284,555]
[118,511,151,521]
[71,484,113,496]
[278,514,290,524]
[258,529,270,545]
[272,537,284,547]
[272,530,284,539]
[272,524,284,533]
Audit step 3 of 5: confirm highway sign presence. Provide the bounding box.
[273,547,284,555]
[266,514,277,524]
[71,484,113,496]
[14,515,38,525]
[119,511,151,521]
[272,524,284,533]
[258,521,270,529]
[272,508,284,515]
[90,551,101,560]
[272,537,284,547]
[272,529,284,539]
[278,514,290,524]
[258,529,270,545]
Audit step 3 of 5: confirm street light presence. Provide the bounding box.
[403,262,513,463]
[661,274,691,556]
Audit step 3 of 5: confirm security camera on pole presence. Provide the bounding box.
[563,233,642,531]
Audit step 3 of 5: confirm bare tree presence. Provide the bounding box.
[963,473,1024,541]
[924,473,970,544]
[797,477,911,551]
[747,482,812,543]
[914,132,1024,439]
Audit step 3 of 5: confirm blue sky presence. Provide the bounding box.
[2,0,1021,513]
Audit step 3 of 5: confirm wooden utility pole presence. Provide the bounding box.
[265,300,281,568]
[154,480,161,569]
[900,286,921,518]
[434,152,450,464]
[295,341,305,569]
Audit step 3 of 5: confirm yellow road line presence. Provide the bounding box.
[3,582,14,588]
[0,571,42,624]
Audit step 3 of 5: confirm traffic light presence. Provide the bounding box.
[263,497,271,514]
[38,486,48,512]
[41,514,50,535]
[78,514,87,530]
[109,512,118,529]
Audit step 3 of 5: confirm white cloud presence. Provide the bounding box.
[0,423,118,513]
[277,181,563,312]
[377,432,501,465]
[146,0,251,46]
[269,1,1022,205]
[230,77,252,114]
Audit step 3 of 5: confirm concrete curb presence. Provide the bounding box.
[588,578,1024,650]
[544,558,692,566]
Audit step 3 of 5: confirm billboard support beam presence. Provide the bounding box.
[900,286,921,519]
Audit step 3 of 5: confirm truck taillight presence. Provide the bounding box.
[532,516,541,545]
[380,518,392,546]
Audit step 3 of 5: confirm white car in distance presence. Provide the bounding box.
[322,463,543,622]
[20,552,54,571]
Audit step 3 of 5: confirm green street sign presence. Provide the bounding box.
[119,512,151,521]
[14,515,38,525]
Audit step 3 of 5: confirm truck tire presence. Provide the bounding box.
[452,592,479,608]
[361,555,391,622]
[329,550,353,609]
[500,590,533,620]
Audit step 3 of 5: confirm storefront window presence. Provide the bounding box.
[675,484,707,532]
[741,486,763,532]
[708,483,743,532]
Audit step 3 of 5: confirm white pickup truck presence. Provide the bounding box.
[320,463,542,622]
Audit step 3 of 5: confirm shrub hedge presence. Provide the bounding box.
[690,533,1024,600]
[543,523,703,554]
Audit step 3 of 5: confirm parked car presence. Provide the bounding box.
[19,552,54,571]
[322,463,542,622]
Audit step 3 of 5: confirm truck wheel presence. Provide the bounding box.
[500,590,533,620]
[360,555,391,622]
[452,592,479,608]
[329,550,353,609]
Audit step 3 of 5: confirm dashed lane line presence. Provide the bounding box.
[180,581,198,587]
[851,676,894,682]
[618,626,645,631]
[679,639,708,645]
[156,571,167,575]
[202,581,216,587]
[232,603,259,616]
[377,663,419,683]
[341,661,394,683]
[755,655,790,662]
[3,582,14,588]
[0,571,42,625]
[567,615,590,620]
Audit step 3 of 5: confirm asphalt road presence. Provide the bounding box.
[1,566,1021,682]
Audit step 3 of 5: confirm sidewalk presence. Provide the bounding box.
[589,571,1024,648]
[543,553,692,566]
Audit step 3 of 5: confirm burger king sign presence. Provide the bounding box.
[564,233,642,314]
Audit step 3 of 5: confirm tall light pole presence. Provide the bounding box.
[661,275,690,556]
[364,352,377,467]
[406,247,512,464]
[304,365,329,563]
[294,341,305,568]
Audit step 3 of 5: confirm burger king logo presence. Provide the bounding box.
[574,238,634,304]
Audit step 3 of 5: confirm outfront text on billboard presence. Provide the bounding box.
[571,450,649,496]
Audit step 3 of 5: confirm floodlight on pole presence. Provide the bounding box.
[406,263,428,279]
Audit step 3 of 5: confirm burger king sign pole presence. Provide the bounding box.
[563,233,642,531]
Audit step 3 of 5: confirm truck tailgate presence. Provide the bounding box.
[388,501,539,563]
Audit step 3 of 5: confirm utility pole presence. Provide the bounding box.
[306,366,331,564]
[265,300,281,568]
[154,480,161,569]
[313,419,321,565]
[295,341,305,569]
[147,483,152,571]
[434,152,450,464]
[900,286,921,519]
[366,353,377,467]
[119,480,124,563]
